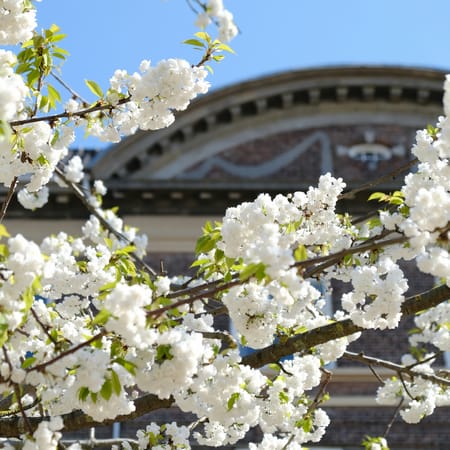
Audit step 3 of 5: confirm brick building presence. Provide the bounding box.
[4,66,450,448]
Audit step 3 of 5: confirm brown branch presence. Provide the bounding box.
[30,307,60,346]
[148,278,241,318]
[242,284,450,369]
[9,97,131,128]
[54,167,157,278]
[51,71,89,106]
[0,177,18,223]
[0,393,174,437]
[28,331,106,374]
[338,158,418,201]
[343,351,450,387]
[302,235,408,279]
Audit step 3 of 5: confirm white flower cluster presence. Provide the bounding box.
[0,0,36,45]
[88,58,210,142]
[379,77,450,285]
[376,355,450,424]
[223,279,322,348]
[21,417,67,450]
[0,49,28,123]
[0,121,74,204]
[341,256,408,329]
[17,185,49,210]
[219,173,350,278]
[123,422,190,450]
[409,302,450,351]
[257,355,329,443]
[195,0,238,42]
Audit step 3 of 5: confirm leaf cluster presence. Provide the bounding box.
[184,31,235,72]
[16,24,69,113]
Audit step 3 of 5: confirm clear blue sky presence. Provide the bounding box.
[34,0,450,148]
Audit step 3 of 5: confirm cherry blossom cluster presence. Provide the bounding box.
[195,0,238,42]
[0,49,28,124]
[376,354,450,423]
[0,0,36,45]
[93,57,211,142]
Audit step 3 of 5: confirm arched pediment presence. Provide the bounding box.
[92,66,445,185]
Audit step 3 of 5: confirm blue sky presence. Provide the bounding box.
[34,0,450,148]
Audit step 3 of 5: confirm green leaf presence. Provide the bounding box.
[21,355,36,369]
[183,38,206,48]
[239,263,266,281]
[0,224,10,239]
[194,31,211,43]
[0,313,8,347]
[279,391,289,404]
[47,83,61,109]
[368,192,387,202]
[110,369,121,395]
[91,309,111,326]
[85,79,104,98]
[215,42,235,54]
[78,386,90,402]
[195,234,217,254]
[294,244,308,262]
[155,344,173,364]
[48,23,60,34]
[113,357,137,375]
[100,378,113,401]
[48,33,67,43]
[190,257,211,268]
[227,392,240,411]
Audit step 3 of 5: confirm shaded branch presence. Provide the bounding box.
[9,97,131,128]
[242,284,450,369]
[0,177,18,223]
[338,158,418,201]
[343,351,450,387]
[0,393,174,437]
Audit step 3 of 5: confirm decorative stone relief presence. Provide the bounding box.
[336,129,406,171]
[177,131,333,180]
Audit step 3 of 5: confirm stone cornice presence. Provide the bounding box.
[91,66,446,181]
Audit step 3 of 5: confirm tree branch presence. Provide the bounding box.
[338,158,418,201]
[0,177,18,223]
[242,284,450,369]
[0,393,174,437]
[343,351,450,386]
[54,167,157,278]
[9,97,131,128]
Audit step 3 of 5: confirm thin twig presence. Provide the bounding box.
[54,167,157,278]
[30,307,60,346]
[338,158,418,201]
[302,235,407,278]
[28,331,106,374]
[2,348,33,435]
[368,364,385,385]
[0,177,18,223]
[383,397,404,439]
[51,71,89,106]
[9,97,130,128]
[343,351,450,387]
[149,278,241,318]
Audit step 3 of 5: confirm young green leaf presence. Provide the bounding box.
[85,79,104,98]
